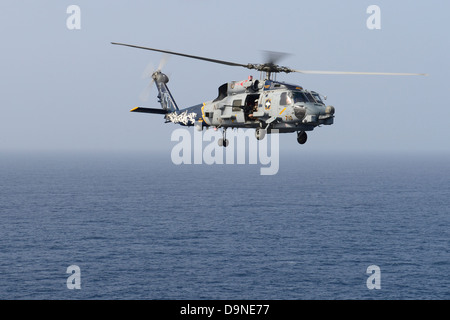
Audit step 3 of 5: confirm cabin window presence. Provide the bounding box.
[232,99,242,107]
[279,92,293,105]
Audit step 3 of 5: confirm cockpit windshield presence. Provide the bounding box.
[312,92,324,104]
[291,90,325,104]
[304,92,316,103]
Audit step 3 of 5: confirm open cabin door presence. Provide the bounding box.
[243,93,260,121]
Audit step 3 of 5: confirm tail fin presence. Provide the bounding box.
[153,71,179,112]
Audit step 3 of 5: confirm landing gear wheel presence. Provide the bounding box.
[297,131,308,145]
[255,127,267,141]
[218,128,229,147]
[218,138,229,147]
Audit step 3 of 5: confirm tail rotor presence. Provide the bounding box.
[139,54,170,102]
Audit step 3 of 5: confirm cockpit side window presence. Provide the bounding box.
[304,92,317,103]
[293,91,308,103]
[312,92,324,104]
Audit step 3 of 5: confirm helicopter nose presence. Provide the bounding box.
[325,105,335,115]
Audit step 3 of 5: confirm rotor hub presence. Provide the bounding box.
[152,71,169,84]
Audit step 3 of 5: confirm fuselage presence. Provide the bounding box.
[167,78,335,134]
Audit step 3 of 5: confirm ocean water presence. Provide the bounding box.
[0,152,449,300]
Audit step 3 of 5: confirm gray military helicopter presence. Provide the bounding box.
[112,42,426,147]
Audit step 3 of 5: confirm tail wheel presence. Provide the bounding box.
[255,127,266,141]
[297,131,308,145]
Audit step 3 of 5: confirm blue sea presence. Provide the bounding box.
[0,152,449,300]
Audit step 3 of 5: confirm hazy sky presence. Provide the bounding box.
[0,0,448,155]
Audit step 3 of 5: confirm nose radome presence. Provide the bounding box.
[325,105,335,115]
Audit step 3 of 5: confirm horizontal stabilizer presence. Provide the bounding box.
[130,107,168,114]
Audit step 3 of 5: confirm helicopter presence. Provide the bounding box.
[112,42,426,147]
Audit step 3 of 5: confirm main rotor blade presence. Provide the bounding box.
[111,42,249,69]
[291,69,428,76]
[112,42,428,76]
